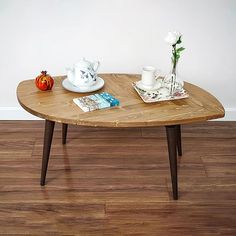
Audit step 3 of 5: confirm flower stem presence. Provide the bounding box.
[172,45,177,74]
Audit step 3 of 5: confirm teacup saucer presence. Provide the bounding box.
[62,77,105,93]
[136,80,161,91]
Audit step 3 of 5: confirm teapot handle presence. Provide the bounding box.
[93,61,100,72]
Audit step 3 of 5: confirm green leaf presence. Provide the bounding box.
[176,47,185,52]
[176,36,182,44]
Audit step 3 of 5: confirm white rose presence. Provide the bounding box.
[165,31,182,45]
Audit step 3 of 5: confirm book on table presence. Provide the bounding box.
[73,92,119,112]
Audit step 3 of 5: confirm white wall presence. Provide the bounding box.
[0,0,235,120]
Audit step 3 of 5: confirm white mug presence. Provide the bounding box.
[141,66,157,89]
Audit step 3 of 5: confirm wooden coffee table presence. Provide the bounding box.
[17,74,225,200]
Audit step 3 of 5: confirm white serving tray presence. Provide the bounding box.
[132,81,189,103]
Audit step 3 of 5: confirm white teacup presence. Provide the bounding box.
[141,66,158,89]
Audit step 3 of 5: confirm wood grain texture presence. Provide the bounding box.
[17,74,225,127]
[0,121,236,235]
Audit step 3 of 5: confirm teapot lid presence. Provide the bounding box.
[75,57,92,67]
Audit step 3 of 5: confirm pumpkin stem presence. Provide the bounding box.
[41,71,47,75]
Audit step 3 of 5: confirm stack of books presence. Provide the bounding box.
[73,92,120,112]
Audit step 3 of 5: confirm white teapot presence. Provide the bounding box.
[67,58,100,87]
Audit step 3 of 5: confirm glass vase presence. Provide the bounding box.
[163,61,184,96]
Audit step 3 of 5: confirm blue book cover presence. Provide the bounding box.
[73,93,119,112]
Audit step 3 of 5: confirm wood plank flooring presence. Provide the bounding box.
[0,121,235,235]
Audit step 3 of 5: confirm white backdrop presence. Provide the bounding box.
[0,0,235,120]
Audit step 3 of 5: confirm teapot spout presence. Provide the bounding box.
[92,61,100,72]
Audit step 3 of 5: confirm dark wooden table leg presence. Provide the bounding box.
[176,125,182,156]
[62,123,68,145]
[166,125,178,200]
[40,120,55,186]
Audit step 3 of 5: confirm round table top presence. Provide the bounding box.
[17,74,225,127]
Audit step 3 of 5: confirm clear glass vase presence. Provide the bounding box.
[162,61,184,96]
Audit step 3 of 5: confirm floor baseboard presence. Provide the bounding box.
[0,107,40,120]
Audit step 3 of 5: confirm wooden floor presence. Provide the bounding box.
[0,121,235,235]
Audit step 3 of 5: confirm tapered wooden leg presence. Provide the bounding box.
[40,120,55,186]
[166,125,178,200]
[62,123,68,145]
[176,125,182,156]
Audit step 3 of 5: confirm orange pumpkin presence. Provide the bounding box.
[35,71,54,91]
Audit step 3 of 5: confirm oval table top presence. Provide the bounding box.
[17,74,225,127]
